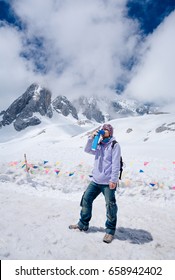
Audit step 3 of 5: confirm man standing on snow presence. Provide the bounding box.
[69,124,121,243]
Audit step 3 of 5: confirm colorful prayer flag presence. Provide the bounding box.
[149,183,156,187]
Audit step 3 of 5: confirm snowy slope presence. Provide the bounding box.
[0,113,175,260]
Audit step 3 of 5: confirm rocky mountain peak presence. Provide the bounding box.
[73,96,105,123]
[52,95,78,120]
[0,83,161,132]
[0,83,53,131]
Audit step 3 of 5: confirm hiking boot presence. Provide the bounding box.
[103,233,114,243]
[69,224,81,230]
[69,224,88,231]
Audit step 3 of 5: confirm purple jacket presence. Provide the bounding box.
[84,136,121,184]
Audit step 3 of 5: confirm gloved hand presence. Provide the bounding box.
[91,130,100,138]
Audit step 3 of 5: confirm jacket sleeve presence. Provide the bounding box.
[84,137,96,155]
[110,143,121,183]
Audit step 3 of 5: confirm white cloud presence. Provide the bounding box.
[0,0,139,103]
[0,24,42,110]
[124,11,175,112]
[3,0,174,113]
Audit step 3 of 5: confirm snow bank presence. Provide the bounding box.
[0,113,175,259]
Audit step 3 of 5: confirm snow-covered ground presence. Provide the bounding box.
[0,113,175,259]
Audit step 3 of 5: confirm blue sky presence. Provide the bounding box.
[0,0,175,112]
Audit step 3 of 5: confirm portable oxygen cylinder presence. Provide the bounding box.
[91,130,105,151]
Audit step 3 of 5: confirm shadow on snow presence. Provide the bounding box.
[87,226,153,244]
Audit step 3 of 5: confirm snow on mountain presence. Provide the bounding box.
[52,95,78,120]
[0,83,53,131]
[72,94,160,123]
[0,107,175,260]
[0,83,161,134]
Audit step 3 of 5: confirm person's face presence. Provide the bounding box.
[103,130,110,138]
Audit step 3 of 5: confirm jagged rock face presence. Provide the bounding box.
[111,101,123,112]
[136,105,150,115]
[111,101,134,116]
[14,116,41,131]
[74,96,157,122]
[83,106,105,123]
[111,100,158,116]
[0,83,53,131]
[0,83,161,132]
[75,96,105,123]
[52,96,78,120]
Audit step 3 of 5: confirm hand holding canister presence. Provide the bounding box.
[91,130,105,151]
